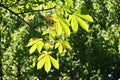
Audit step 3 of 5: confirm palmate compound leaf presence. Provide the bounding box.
[49,56,59,69]
[37,52,59,73]
[27,38,44,54]
[44,55,51,73]
[52,14,70,37]
[76,15,89,32]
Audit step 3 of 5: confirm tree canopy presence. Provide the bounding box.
[0,0,120,80]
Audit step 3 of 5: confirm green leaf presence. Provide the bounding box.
[55,42,60,49]
[38,54,46,61]
[49,56,59,69]
[77,14,94,22]
[37,41,44,53]
[66,0,73,7]
[42,29,49,35]
[45,43,53,49]
[53,14,70,36]
[44,55,51,73]
[71,15,78,32]
[60,20,71,36]
[29,43,37,54]
[68,15,72,22]
[58,44,63,53]
[37,56,46,69]
[55,21,62,36]
[50,30,56,38]
[62,41,72,50]
[27,39,38,47]
[76,16,89,32]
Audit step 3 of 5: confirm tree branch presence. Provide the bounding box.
[0,3,31,27]
[8,0,21,7]
[16,5,56,14]
[0,3,56,27]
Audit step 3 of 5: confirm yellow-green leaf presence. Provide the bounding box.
[50,30,56,38]
[37,41,44,53]
[58,44,63,53]
[44,55,51,73]
[42,29,49,35]
[37,56,46,69]
[49,56,59,69]
[76,16,89,32]
[60,20,71,36]
[27,39,38,47]
[45,43,53,49]
[71,15,78,32]
[62,41,72,50]
[55,21,62,36]
[78,14,94,22]
[38,54,46,61]
[68,15,72,22]
[29,43,37,54]
[55,42,60,49]
[66,0,73,7]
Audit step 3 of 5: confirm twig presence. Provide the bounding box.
[16,5,56,14]
[0,3,56,27]
[8,0,21,7]
[0,3,31,27]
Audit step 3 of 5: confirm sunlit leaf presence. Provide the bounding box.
[49,56,59,69]
[66,0,73,7]
[50,30,56,38]
[71,15,78,32]
[60,20,71,36]
[55,42,60,49]
[68,15,72,22]
[55,21,62,36]
[45,43,53,49]
[58,44,63,53]
[38,54,46,61]
[76,16,89,32]
[42,29,50,35]
[37,56,46,69]
[27,39,38,47]
[62,41,72,50]
[77,14,94,22]
[37,41,44,53]
[29,43,37,54]
[53,14,70,36]
[44,55,51,73]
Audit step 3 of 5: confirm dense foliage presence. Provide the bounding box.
[0,0,120,80]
